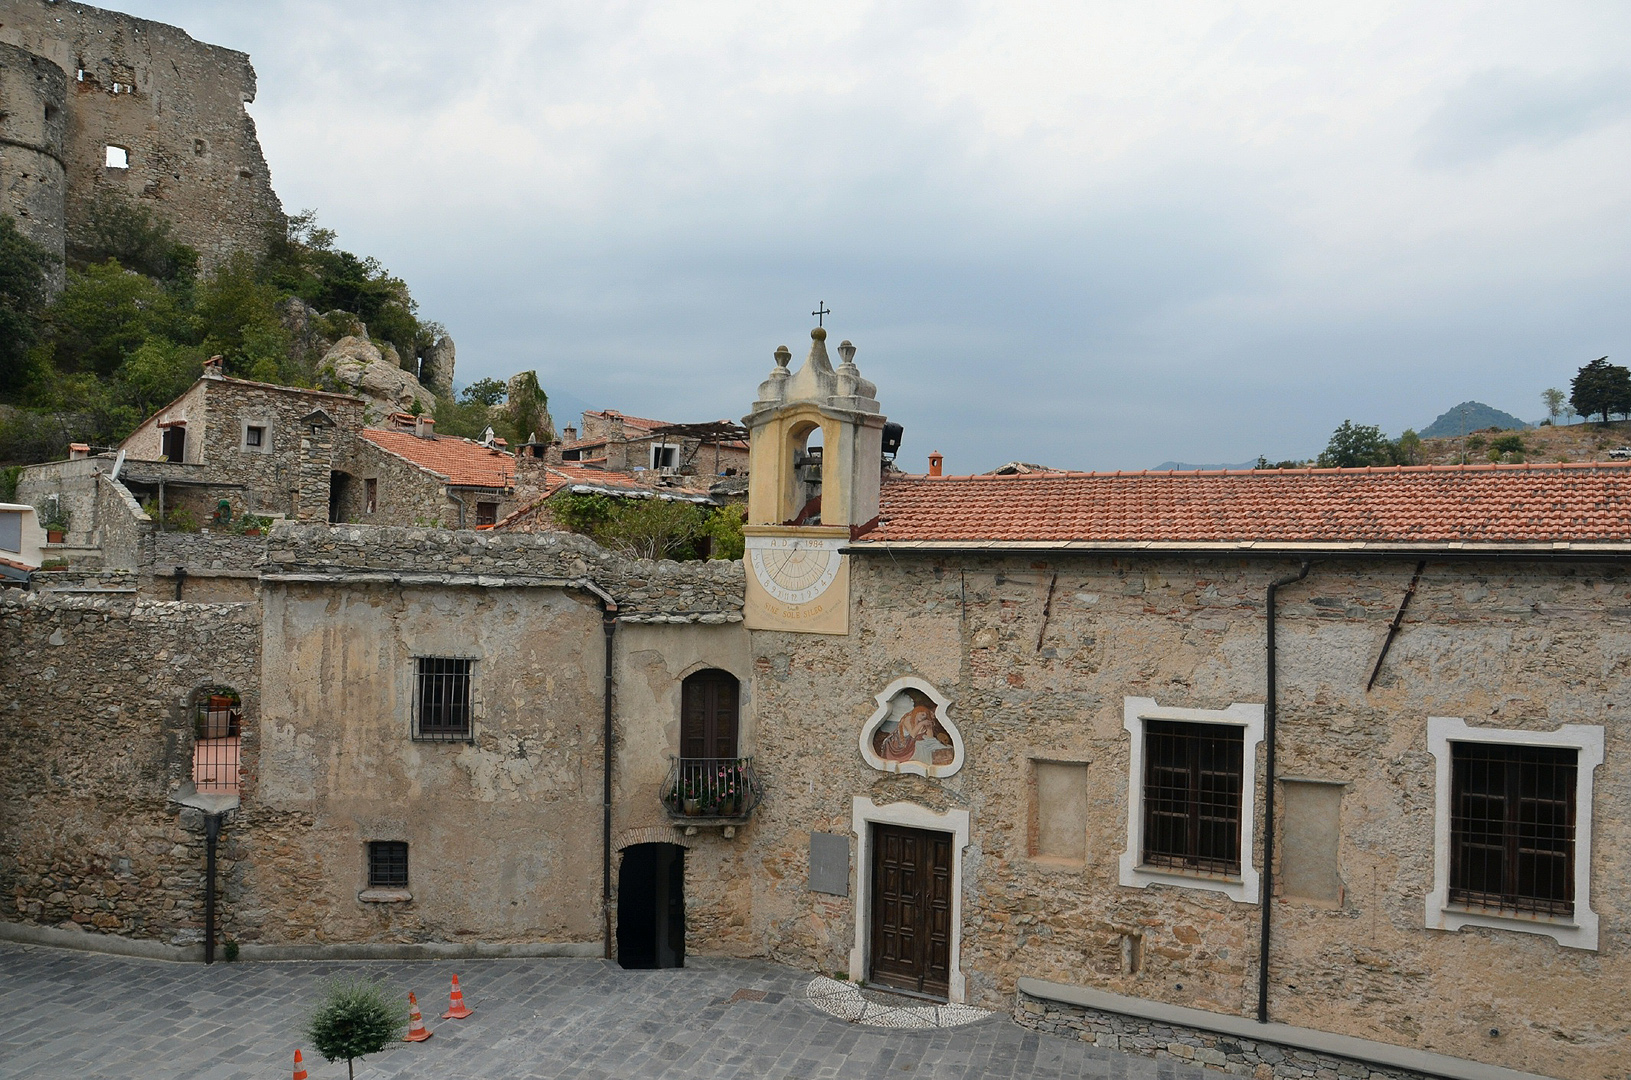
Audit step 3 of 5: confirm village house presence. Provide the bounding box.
[1,327,1627,1080]
[557,409,750,478]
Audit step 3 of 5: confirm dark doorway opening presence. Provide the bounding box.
[161,425,186,463]
[869,824,952,998]
[617,843,685,969]
[328,472,351,524]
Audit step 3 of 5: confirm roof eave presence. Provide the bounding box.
[845,539,1631,559]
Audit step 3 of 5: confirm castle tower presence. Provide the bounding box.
[740,326,886,635]
[0,41,68,290]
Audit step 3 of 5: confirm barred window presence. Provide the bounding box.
[1141,719,1244,876]
[368,841,408,888]
[1449,742,1576,918]
[413,657,472,741]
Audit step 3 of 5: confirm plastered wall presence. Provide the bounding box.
[732,553,1629,1080]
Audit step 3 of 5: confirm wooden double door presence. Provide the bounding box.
[869,824,953,998]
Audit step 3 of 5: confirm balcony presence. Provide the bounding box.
[662,756,763,824]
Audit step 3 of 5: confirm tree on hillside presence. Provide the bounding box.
[0,216,57,400]
[1542,387,1565,425]
[1569,357,1631,424]
[1317,421,1393,468]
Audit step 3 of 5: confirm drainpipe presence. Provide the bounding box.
[449,490,467,528]
[1258,561,1309,1023]
[601,601,617,960]
[203,811,223,964]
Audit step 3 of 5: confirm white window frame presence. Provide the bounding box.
[1425,716,1602,951]
[650,443,677,469]
[240,418,272,454]
[1119,696,1263,904]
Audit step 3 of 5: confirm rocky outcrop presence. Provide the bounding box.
[419,334,456,395]
[318,336,436,421]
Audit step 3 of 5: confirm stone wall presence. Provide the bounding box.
[339,437,458,527]
[16,456,105,546]
[0,592,261,948]
[264,523,745,622]
[95,472,152,571]
[0,40,69,289]
[1015,990,1428,1080]
[0,0,283,272]
[732,552,1629,1080]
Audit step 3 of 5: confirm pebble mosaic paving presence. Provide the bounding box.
[0,941,1207,1078]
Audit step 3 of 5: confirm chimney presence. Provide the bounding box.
[68,443,90,460]
[563,425,578,443]
[202,355,224,378]
[415,415,436,439]
[928,452,943,477]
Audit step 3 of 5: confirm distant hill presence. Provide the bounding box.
[1420,402,1530,439]
[1152,460,1259,472]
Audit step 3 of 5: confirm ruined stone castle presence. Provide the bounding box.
[0,0,282,282]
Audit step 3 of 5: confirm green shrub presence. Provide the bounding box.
[304,974,407,1080]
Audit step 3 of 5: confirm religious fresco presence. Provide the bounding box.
[859,678,965,778]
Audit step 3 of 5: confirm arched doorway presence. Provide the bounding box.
[617,843,685,969]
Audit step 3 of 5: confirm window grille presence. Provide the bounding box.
[413,657,472,741]
[192,688,242,794]
[1449,742,1576,917]
[368,841,408,888]
[1142,720,1244,875]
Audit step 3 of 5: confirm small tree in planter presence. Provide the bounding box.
[305,974,408,1079]
[40,502,69,543]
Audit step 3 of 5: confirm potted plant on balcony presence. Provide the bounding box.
[712,762,743,817]
[41,504,69,544]
[236,514,270,538]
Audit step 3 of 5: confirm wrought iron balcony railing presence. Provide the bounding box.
[662,756,762,822]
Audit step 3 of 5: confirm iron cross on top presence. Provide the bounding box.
[812,301,830,327]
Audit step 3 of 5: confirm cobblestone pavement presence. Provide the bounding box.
[0,942,1206,1079]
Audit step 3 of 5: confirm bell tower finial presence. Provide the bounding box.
[743,322,885,530]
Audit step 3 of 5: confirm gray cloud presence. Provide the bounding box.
[116,1,1631,471]
[1418,67,1631,168]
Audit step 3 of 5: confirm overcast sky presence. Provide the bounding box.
[120,1,1631,471]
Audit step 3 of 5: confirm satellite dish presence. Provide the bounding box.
[110,449,126,479]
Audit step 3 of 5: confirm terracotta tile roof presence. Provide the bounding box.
[862,463,1631,547]
[359,428,516,488]
[584,409,670,431]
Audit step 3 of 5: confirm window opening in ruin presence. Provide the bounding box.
[245,425,265,448]
[194,138,207,156]
[413,657,473,741]
[161,425,185,462]
[105,145,129,169]
[368,841,408,888]
[1449,742,1575,917]
[364,478,377,515]
[1141,719,1244,875]
[650,444,677,470]
[561,449,582,461]
[192,687,242,795]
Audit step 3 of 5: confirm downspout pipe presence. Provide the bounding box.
[203,811,223,964]
[1258,560,1309,1023]
[600,601,617,960]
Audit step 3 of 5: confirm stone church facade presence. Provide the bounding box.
[2,327,1628,1080]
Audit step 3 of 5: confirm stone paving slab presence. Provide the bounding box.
[0,942,1208,1079]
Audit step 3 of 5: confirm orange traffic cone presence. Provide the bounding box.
[404,991,433,1042]
[441,974,474,1019]
[292,1048,308,1080]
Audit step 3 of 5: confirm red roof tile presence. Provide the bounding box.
[864,464,1631,546]
[359,428,516,488]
